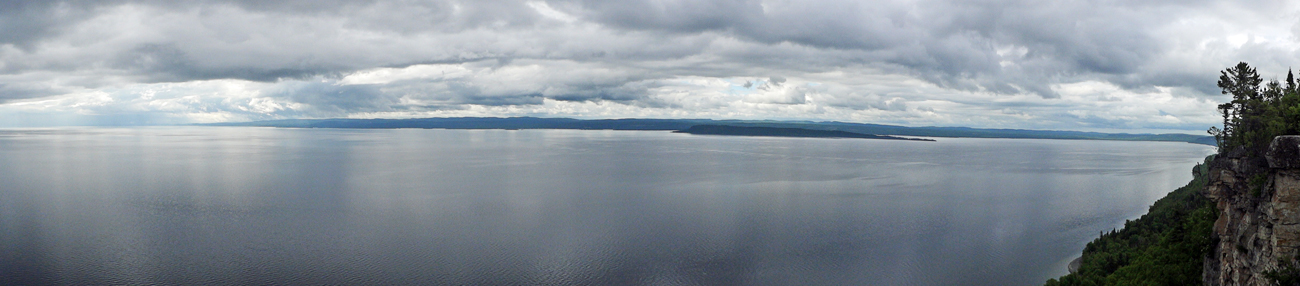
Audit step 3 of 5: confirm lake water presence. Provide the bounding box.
[0,127,1215,285]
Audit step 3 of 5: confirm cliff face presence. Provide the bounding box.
[1205,136,1300,285]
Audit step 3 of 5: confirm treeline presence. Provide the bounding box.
[1043,157,1216,285]
[1209,62,1300,161]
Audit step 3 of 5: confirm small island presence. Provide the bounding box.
[673,125,935,141]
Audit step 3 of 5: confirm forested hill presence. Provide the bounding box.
[673,125,934,141]
[205,117,1215,145]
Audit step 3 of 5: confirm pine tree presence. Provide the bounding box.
[1287,69,1295,93]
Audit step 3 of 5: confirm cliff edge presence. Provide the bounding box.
[1205,135,1300,285]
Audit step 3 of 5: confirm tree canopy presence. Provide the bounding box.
[1209,62,1300,161]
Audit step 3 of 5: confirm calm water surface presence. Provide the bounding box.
[0,127,1214,285]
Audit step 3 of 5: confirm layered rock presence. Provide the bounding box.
[1205,136,1300,285]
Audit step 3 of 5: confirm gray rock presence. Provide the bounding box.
[1207,152,1300,285]
[1268,136,1300,169]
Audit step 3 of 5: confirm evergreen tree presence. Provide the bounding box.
[1287,69,1295,93]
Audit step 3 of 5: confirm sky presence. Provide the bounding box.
[0,0,1298,133]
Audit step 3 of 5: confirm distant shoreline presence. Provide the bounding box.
[201,116,1215,146]
[672,124,934,141]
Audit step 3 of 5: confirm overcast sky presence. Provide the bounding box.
[0,0,1297,132]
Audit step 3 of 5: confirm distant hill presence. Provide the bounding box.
[674,125,933,141]
[204,117,1216,146]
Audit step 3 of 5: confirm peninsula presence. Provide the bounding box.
[673,125,933,141]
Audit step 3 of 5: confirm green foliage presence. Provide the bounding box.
[1251,173,1269,198]
[1264,253,1300,286]
[1044,157,1217,286]
[1209,63,1300,160]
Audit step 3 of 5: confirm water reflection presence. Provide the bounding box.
[0,127,1214,285]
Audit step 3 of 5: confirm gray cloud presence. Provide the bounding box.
[768,76,785,87]
[0,0,1292,131]
[554,0,1185,97]
[0,0,1211,91]
[0,83,63,102]
[113,43,340,82]
[0,0,104,48]
[271,82,393,114]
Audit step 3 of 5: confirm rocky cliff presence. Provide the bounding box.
[1205,135,1300,285]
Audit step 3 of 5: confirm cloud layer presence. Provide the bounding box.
[1,0,1298,131]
